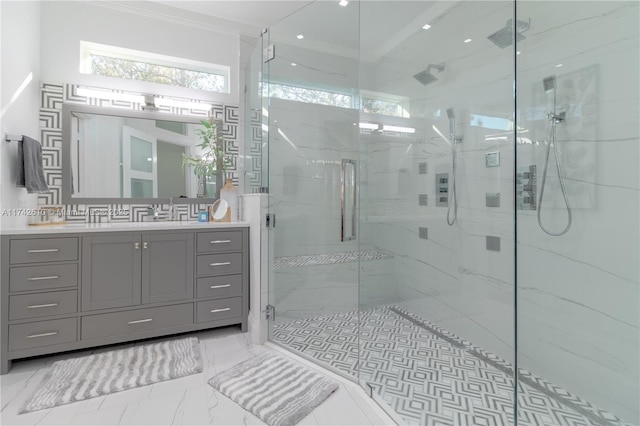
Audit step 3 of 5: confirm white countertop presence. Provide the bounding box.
[1,220,250,235]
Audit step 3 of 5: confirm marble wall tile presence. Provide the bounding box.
[515,2,639,421]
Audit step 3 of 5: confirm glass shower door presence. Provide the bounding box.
[357,1,517,423]
[264,3,362,378]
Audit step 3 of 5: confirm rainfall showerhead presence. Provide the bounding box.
[543,75,556,92]
[413,63,445,86]
[487,18,530,49]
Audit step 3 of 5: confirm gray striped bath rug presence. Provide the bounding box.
[209,352,339,426]
[20,337,202,413]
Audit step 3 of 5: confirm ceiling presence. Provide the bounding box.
[151,1,314,35]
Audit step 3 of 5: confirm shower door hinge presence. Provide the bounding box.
[264,44,275,63]
[266,304,275,321]
[265,213,276,229]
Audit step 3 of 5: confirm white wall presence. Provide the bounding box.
[516,2,639,422]
[0,1,41,228]
[40,1,241,105]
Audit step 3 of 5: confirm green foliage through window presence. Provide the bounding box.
[90,54,226,92]
[268,83,352,108]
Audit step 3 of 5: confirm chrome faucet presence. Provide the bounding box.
[145,206,160,221]
[167,198,178,221]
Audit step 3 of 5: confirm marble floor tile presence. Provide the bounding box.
[273,306,632,426]
[1,325,391,426]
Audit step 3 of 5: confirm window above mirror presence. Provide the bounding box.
[79,41,230,93]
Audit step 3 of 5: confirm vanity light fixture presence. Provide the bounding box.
[464,38,472,43]
[76,87,145,104]
[358,122,380,130]
[383,125,416,134]
[296,34,304,40]
[142,94,159,111]
[153,97,213,111]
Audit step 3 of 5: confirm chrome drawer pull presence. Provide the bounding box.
[27,275,59,281]
[210,240,231,244]
[210,262,231,267]
[128,318,153,325]
[27,303,59,309]
[28,249,60,253]
[210,308,230,313]
[210,284,231,289]
[27,331,58,339]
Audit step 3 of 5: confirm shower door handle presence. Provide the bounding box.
[341,159,357,242]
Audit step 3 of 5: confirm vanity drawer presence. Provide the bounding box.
[8,318,77,352]
[196,297,242,323]
[9,264,78,292]
[9,290,78,321]
[196,253,242,276]
[81,304,193,341]
[196,274,243,299]
[10,238,78,264]
[196,231,243,253]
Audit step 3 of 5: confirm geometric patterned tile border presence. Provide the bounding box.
[37,82,241,222]
[273,249,392,269]
[273,306,632,426]
[246,107,263,192]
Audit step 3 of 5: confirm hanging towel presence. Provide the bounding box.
[17,136,49,193]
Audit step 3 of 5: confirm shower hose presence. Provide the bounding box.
[537,121,572,236]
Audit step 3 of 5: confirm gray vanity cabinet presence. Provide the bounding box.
[82,234,142,311]
[1,226,248,374]
[141,232,194,304]
[82,232,194,310]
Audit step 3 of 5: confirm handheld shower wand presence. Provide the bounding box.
[446,108,462,226]
[537,75,572,236]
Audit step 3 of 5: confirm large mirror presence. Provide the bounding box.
[62,104,223,204]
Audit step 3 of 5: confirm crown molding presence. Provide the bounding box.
[90,1,261,38]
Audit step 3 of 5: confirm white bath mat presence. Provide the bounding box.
[209,351,339,426]
[21,337,202,413]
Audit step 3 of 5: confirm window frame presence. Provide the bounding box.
[79,41,230,93]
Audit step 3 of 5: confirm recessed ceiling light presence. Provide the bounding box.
[296,34,304,40]
[339,0,349,6]
[422,24,432,30]
[555,63,563,68]
[517,51,522,55]
[291,62,297,67]
[464,38,472,43]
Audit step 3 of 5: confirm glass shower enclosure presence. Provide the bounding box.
[245,1,639,425]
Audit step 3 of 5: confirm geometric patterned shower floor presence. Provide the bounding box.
[273,306,631,426]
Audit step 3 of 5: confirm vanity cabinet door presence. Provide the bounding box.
[82,235,142,311]
[141,233,194,304]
